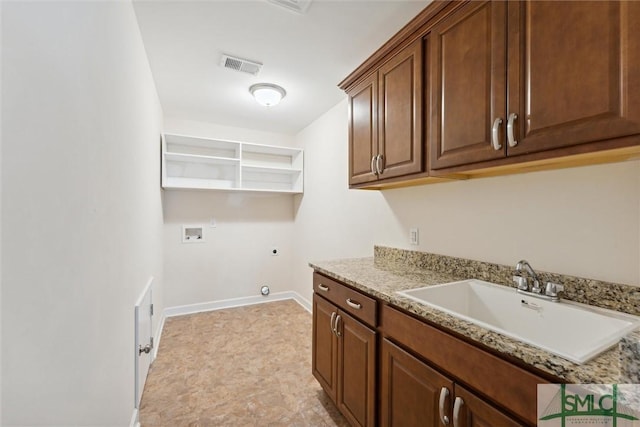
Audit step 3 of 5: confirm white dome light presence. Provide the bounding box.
[249,83,286,107]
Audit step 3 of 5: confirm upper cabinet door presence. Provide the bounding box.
[348,74,378,186]
[377,39,424,180]
[507,1,640,156]
[429,1,508,170]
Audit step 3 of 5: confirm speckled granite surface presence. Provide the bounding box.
[309,246,640,384]
[620,330,640,383]
[374,246,640,315]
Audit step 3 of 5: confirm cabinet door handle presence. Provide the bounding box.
[439,387,450,425]
[335,314,342,337]
[370,156,377,175]
[376,154,384,175]
[491,118,503,150]
[318,283,329,292]
[507,113,518,147]
[452,396,463,427]
[346,298,362,310]
[330,311,337,336]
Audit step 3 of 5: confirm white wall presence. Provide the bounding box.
[291,100,404,299]
[164,117,296,148]
[0,1,3,420]
[381,161,640,286]
[2,2,164,425]
[162,118,296,308]
[292,99,640,303]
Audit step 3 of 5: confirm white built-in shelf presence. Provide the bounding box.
[162,133,303,194]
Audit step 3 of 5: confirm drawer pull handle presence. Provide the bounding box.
[370,156,377,175]
[453,396,463,427]
[346,298,362,310]
[317,283,329,292]
[439,387,450,425]
[335,314,342,337]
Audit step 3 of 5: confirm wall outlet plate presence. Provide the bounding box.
[409,227,419,245]
[182,225,205,243]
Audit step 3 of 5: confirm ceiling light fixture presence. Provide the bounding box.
[249,83,286,107]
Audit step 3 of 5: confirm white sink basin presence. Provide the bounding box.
[397,279,640,364]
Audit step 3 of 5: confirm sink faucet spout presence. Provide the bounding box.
[513,260,564,301]
[515,260,542,293]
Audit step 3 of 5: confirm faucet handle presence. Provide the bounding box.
[513,275,528,291]
[530,280,543,294]
[545,282,564,297]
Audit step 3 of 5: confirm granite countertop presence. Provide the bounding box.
[309,247,640,384]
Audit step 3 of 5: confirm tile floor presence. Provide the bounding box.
[139,299,349,426]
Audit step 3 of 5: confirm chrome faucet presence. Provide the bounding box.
[513,259,564,302]
[514,260,542,293]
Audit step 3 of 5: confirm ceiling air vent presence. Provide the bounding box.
[220,54,263,76]
[266,0,312,14]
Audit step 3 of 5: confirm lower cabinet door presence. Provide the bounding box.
[380,338,454,427]
[453,384,523,427]
[312,294,338,402]
[337,310,376,427]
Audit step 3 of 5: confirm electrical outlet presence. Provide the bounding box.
[409,228,419,245]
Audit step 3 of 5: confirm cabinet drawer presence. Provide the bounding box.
[313,272,377,327]
[381,304,550,425]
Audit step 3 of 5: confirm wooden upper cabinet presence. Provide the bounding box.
[377,38,424,181]
[430,1,507,170]
[507,1,640,156]
[348,74,378,185]
[347,38,423,186]
[344,0,640,183]
[431,0,640,171]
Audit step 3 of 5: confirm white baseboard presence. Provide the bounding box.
[129,408,139,427]
[164,291,311,318]
[292,292,312,312]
